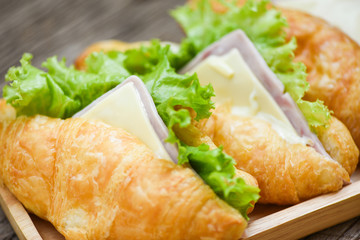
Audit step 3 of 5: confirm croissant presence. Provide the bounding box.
[0,101,247,240]
[280,8,360,148]
[196,104,358,205]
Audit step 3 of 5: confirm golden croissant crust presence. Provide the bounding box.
[0,103,247,239]
[196,105,357,205]
[315,117,359,175]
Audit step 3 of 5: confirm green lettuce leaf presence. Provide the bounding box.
[4,53,128,118]
[171,0,331,127]
[184,144,260,219]
[3,53,80,118]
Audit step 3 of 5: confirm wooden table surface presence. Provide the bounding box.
[0,0,359,239]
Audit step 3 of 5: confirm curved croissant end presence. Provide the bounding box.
[197,106,355,205]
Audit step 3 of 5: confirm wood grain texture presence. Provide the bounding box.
[244,172,360,240]
[0,0,359,239]
[0,0,186,95]
[0,187,42,240]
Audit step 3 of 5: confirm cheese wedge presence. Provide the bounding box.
[75,76,178,162]
[189,48,307,145]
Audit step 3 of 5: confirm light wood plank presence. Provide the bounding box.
[243,172,360,239]
[0,186,42,240]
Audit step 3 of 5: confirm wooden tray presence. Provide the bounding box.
[0,167,359,240]
[244,167,360,239]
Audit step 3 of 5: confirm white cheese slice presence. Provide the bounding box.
[190,48,307,145]
[77,78,172,161]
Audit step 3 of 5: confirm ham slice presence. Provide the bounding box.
[180,30,331,158]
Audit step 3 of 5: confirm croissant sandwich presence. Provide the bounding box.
[73,0,359,205]
[0,98,258,239]
[1,23,260,239]
[174,0,359,204]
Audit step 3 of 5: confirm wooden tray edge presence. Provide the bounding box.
[0,185,42,240]
[243,180,360,240]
